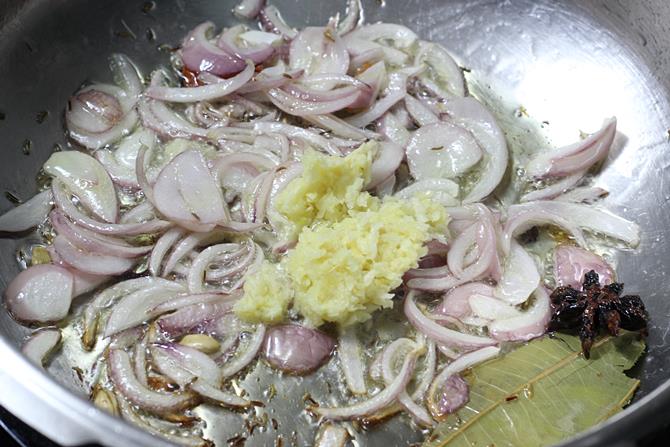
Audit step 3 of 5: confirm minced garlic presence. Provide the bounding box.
[234,142,449,326]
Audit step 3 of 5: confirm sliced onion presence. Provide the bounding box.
[263,324,335,374]
[108,348,198,415]
[153,150,229,229]
[109,53,144,100]
[345,71,408,128]
[314,422,350,447]
[405,95,439,126]
[554,245,614,289]
[104,282,186,337]
[70,269,110,297]
[233,0,266,19]
[53,235,135,276]
[494,241,540,305]
[67,88,122,133]
[378,112,410,147]
[0,189,52,233]
[345,23,417,49]
[443,97,508,203]
[337,326,367,395]
[162,230,227,276]
[187,243,253,292]
[469,294,521,320]
[116,398,204,447]
[368,141,404,189]
[266,86,363,116]
[51,210,152,259]
[394,178,460,207]
[526,118,616,178]
[254,121,341,156]
[434,282,495,320]
[5,265,73,324]
[138,97,208,140]
[404,293,495,348]
[427,346,500,420]
[312,343,422,420]
[488,287,551,342]
[134,334,149,387]
[218,26,275,65]
[157,300,235,337]
[380,338,434,427]
[503,201,640,254]
[149,228,186,276]
[337,0,362,34]
[189,379,250,407]
[52,181,171,236]
[43,151,119,223]
[303,114,377,140]
[520,171,585,202]
[180,22,246,77]
[415,41,465,98]
[146,61,254,103]
[555,186,609,204]
[22,328,61,367]
[289,26,349,90]
[221,324,266,377]
[259,5,298,39]
[151,342,222,386]
[153,293,235,315]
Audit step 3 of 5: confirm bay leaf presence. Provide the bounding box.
[425,332,645,447]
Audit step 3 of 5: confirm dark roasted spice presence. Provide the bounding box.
[21,139,32,155]
[549,270,648,358]
[36,110,49,124]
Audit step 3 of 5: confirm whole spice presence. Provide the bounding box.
[549,270,648,358]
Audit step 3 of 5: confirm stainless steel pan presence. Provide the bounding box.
[0,1,669,446]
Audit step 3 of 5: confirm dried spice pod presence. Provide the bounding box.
[549,270,648,358]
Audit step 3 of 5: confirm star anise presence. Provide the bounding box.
[549,270,648,359]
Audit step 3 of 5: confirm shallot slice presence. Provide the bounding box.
[233,0,266,18]
[43,151,119,223]
[337,0,362,34]
[5,264,74,323]
[221,324,266,377]
[407,121,482,180]
[443,97,508,203]
[526,117,616,179]
[180,22,246,77]
[153,150,228,228]
[554,245,614,289]
[108,349,198,415]
[263,324,335,374]
[426,346,500,420]
[0,189,52,233]
[502,201,640,254]
[53,235,135,276]
[404,293,495,348]
[104,282,186,337]
[395,178,459,207]
[415,41,466,98]
[289,26,349,90]
[368,141,404,189]
[312,343,422,420]
[151,343,222,386]
[380,338,434,426]
[149,228,186,276]
[146,61,254,103]
[314,423,350,447]
[156,300,235,337]
[469,294,521,320]
[259,5,298,39]
[22,328,61,367]
[494,241,540,305]
[337,326,367,395]
[434,282,495,320]
[189,379,250,407]
[488,287,551,342]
